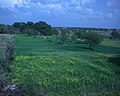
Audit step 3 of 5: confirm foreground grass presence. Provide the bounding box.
[11,35,120,96]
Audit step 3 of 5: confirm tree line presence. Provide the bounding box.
[0,21,120,39]
[0,21,120,50]
[0,21,52,36]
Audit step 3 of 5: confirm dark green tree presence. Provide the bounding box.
[0,24,10,34]
[111,29,120,40]
[23,28,37,36]
[26,21,34,29]
[13,22,21,28]
[35,21,52,36]
[20,22,26,33]
[13,22,22,34]
[82,32,103,50]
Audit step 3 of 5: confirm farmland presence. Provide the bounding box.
[0,0,120,95]
[9,34,120,96]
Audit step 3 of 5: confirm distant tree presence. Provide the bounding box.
[82,32,103,50]
[26,21,34,29]
[7,25,15,34]
[13,22,21,28]
[23,28,37,36]
[75,31,85,39]
[1,21,53,35]
[51,28,59,36]
[0,24,10,34]
[0,24,5,34]
[20,22,26,33]
[35,21,52,36]
[51,28,59,42]
[57,29,69,44]
[111,29,120,40]
[13,22,22,34]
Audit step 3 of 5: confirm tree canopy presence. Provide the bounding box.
[81,32,103,49]
[1,21,52,36]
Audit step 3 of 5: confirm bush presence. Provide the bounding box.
[111,30,120,40]
[82,32,103,50]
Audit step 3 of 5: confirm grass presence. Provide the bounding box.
[11,35,120,96]
[95,39,120,54]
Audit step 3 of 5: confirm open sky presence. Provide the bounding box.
[0,0,120,28]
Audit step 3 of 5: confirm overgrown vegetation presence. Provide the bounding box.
[0,21,52,36]
[81,32,103,49]
[111,29,120,40]
[0,34,14,94]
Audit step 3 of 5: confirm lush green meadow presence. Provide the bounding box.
[10,35,120,96]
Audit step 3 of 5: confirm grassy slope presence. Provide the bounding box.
[11,35,120,96]
[95,39,120,54]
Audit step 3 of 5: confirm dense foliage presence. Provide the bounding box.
[0,21,52,36]
[81,32,103,49]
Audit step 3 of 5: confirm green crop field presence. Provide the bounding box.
[10,35,120,96]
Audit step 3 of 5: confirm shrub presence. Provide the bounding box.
[82,32,103,50]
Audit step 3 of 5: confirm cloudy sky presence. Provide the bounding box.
[0,0,120,28]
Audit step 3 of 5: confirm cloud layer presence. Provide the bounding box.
[0,0,120,28]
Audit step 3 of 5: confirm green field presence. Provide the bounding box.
[10,35,120,96]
